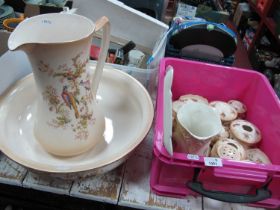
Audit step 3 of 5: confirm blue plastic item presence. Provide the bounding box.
[165,16,237,66]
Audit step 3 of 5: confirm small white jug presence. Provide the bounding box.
[173,101,222,155]
[8,14,110,156]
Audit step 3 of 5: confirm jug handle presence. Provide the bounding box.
[91,16,110,98]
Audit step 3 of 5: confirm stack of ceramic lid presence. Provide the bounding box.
[0,4,15,30]
[210,138,246,161]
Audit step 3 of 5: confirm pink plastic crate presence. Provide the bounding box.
[151,58,280,209]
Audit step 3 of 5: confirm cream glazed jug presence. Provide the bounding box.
[8,14,110,156]
[173,101,222,155]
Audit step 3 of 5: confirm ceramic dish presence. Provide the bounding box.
[3,17,24,32]
[0,64,154,179]
[0,14,15,23]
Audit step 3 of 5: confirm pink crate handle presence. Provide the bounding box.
[187,168,272,203]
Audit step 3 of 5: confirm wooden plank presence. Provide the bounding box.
[22,171,72,195]
[119,154,202,210]
[203,197,233,210]
[230,203,265,210]
[132,128,154,160]
[0,154,27,186]
[70,165,124,204]
[203,197,265,210]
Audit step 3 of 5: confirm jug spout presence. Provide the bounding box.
[8,40,36,52]
[8,13,95,52]
[8,22,38,52]
[8,31,28,51]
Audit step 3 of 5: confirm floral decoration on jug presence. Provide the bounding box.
[38,52,95,140]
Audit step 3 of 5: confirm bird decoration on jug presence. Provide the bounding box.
[61,85,80,119]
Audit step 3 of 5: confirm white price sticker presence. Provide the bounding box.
[204,157,223,167]
[187,154,199,160]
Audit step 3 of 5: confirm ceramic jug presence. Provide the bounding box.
[8,13,110,156]
[173,101,222,155]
